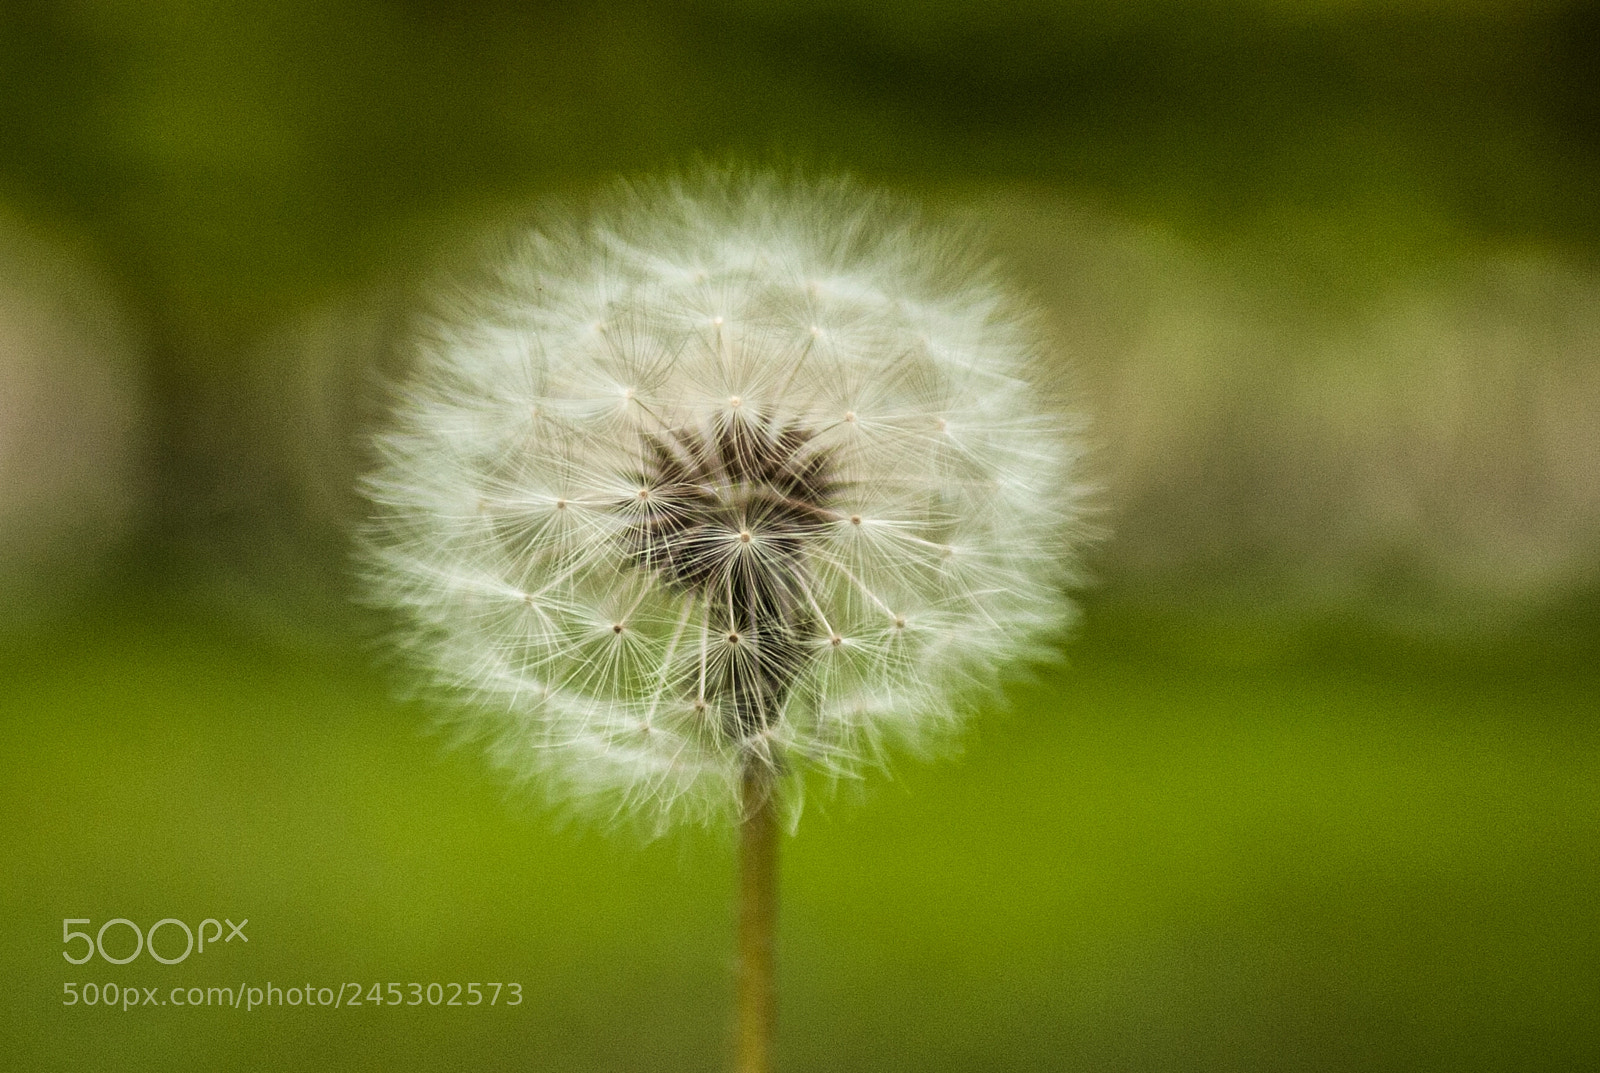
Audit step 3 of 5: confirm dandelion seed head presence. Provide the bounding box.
[361,169,1088,831]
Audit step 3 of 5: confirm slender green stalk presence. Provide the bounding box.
[736,763,778,1073]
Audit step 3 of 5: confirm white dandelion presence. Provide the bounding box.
[364,170,1086,824]
[359,169,1089,1070]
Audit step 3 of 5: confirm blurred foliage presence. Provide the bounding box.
[7,0,1598,634]
[2,0,1597,338]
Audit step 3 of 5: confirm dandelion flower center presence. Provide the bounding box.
[624,414,838,739]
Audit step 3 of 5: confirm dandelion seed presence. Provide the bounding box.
[361,169,1087,831]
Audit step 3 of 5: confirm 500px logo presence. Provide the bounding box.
[63,918,248,965]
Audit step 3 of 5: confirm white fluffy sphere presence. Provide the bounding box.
[362,172,1086,828]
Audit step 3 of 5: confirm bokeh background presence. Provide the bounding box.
[3,1,1597,1069]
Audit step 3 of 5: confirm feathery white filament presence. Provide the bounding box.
[362,171,1085,830]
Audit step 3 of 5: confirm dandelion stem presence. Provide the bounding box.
[736,760,778,1073]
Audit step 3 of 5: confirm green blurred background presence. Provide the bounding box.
[3,1,1597,1069]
